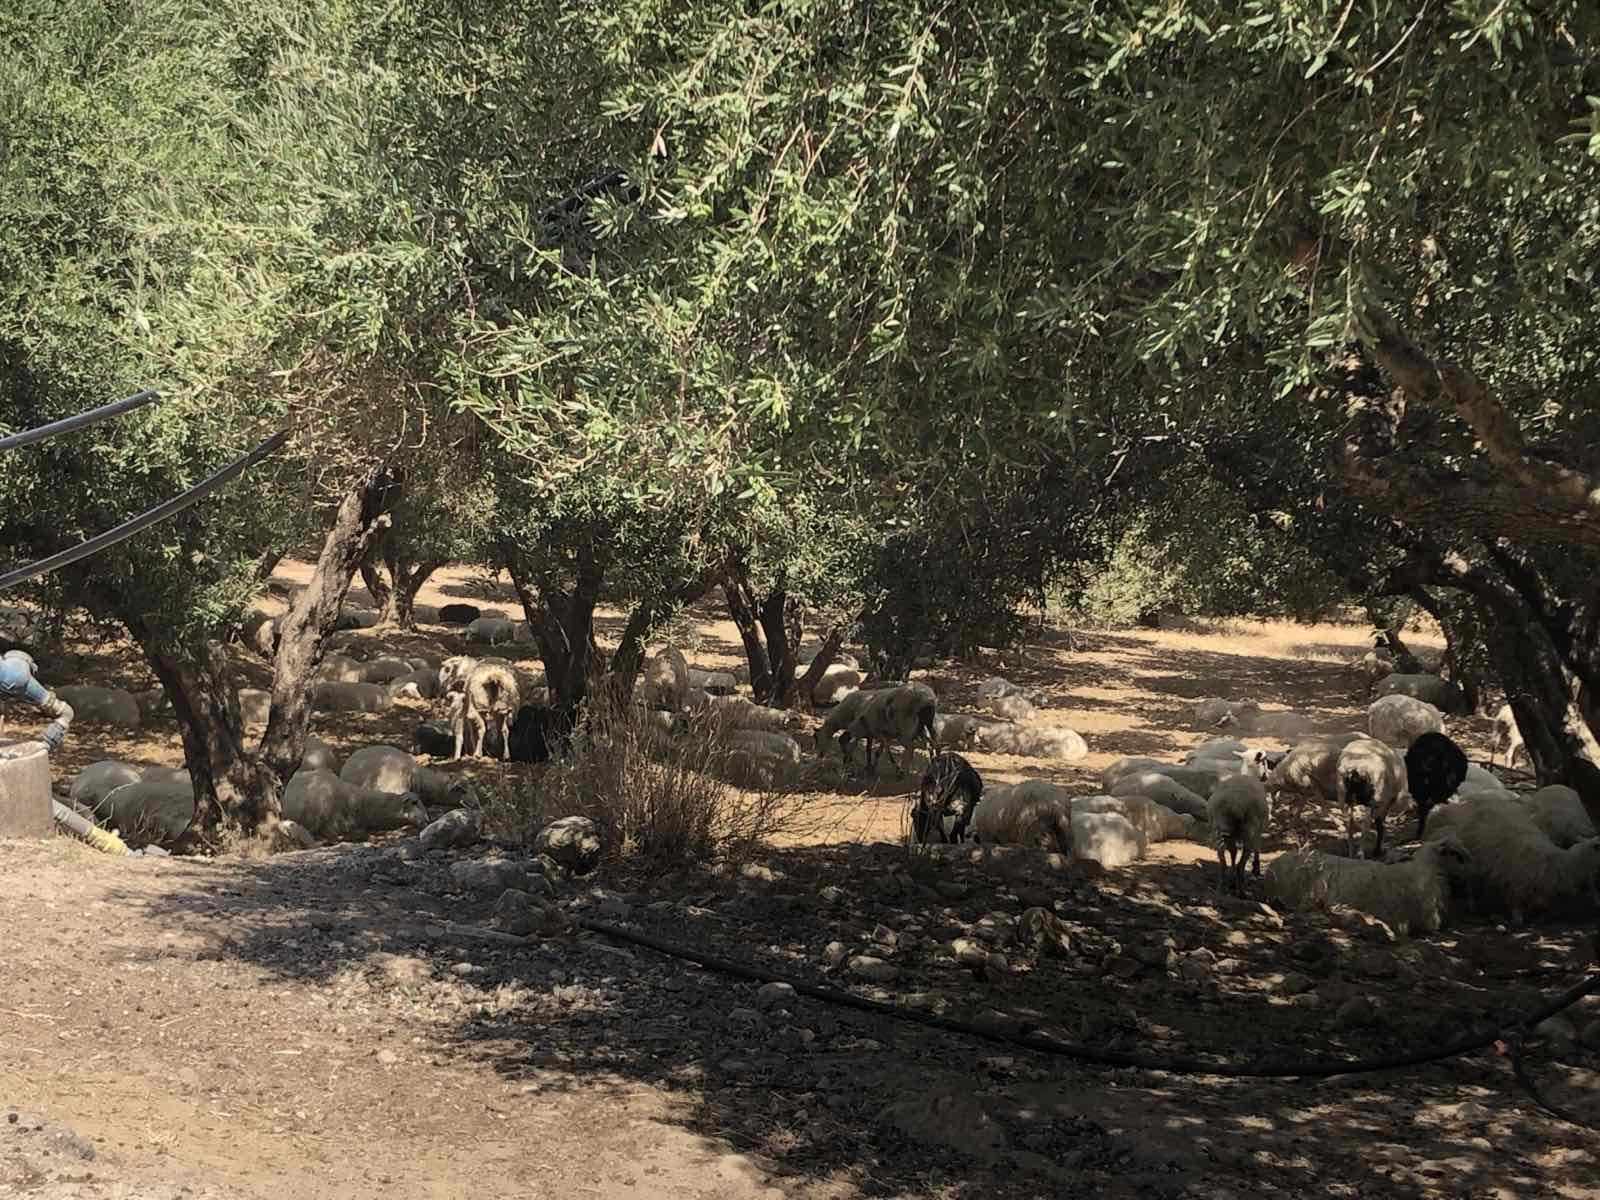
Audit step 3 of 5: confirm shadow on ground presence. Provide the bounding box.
[119,838,1599,1199]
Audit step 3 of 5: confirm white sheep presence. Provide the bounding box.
[809,663,863,704]
[977,722,1088,761]
[281,769,431,841]
[931,712,986,749]
[1492,703,1527,769]
[687,667,738,695]
[1367,693,1445,749]
[1193,698,1261,729]
[843,682,937,775]
[699,694,802,734]
[1265,732,1366,806]
[1184,738,1249,765]
[813,687,885,763]
[357,656,414,685]
[1519,784,1597,848]
[968,780,1073,855]
[1109,771,1209,820]
[389,668,442,701]
[727,729,803,765]
[989,694,1037,723]
[1371,672,1469,716]
[311,681,396,713]
[1423,797,1600,922]
[316,653,367,683]
[1073,794,1193,844]
[452,660,521,761]
[1335,736,1408,858]
[976,676,1031,701]
[55,685,142,729]
[642,647,690,712]
[69,760,144,810]
[340,745,463,807]
[465,616,517,644]
[1457,763,1512,800]
[438,654,478,696]
[1265,833,1473,937]
[1206,772,1269,892]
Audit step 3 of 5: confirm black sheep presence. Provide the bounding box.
[1405,730,1469,839]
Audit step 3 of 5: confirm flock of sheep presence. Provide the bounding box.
[40,605,1600,944]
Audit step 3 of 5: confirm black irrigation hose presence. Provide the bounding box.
[578,917,1600,1084]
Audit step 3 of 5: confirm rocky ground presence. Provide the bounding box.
[6,567,1600,1197]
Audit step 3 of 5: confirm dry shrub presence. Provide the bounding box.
[506,688,822,865]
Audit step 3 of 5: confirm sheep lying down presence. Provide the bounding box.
[1265,834,1473,937]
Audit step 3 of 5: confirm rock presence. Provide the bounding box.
[935,880,970,901]
[1070,811,1147,868]
[1105,955,1142,979]
[819,885,848,907]
[450,858,530,896]
[727,1007,765,1032]
[822,941,849,969]
[374,1049,399,1066]
[1224,930,1250,948]
[419,807,482,852]
[374,953,430,989]
[1580,1019,1600,1051]
[847,955,899,983]
[1132,942,1176,970]
[1534,1015,1579,1057]
[450,962,477,977]
[1336,996,1379,1029]
[533,815,602,875]
[755,982,797,1011]
[1275,972,1315,996]
[492,889,540,936]
[1017,907,1073,958]
[879,1091,1008,1163]
[973,913,1015,947]
[595,894,632,921]
[871,923,899,949]
[950,938,990,968]
[1179,957,1212,984]
[985,953,1010,975]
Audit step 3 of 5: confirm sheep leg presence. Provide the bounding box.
[450,711,465,762]
[499,713,511,761]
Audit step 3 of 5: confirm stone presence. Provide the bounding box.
[1336,996,1379,1029]
[871,923,899,949]
[0,741,51,839]
[595,894,632,921]
[1105,955,1142,979]
[950,938,990,968]
[533,815,602,875]
[727,1007,764,1032]
[1017,907,1073,958]
[819,885,848,906]
[822,941,849,969]
[1581,1019,1600,1052]
[451,858,529,896]
[419,807,482,852]
[1132,943,1176,970]
[1534,1015,1579,1057]
[1275,972,1315,996]
[492,889,541,936]
[879,1091,1008,1163]
[847,955,899,983]
[755,982,797,1010]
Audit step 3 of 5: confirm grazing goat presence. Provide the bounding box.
[911,752,983,845]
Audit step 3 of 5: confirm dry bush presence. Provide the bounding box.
[493,688,823,865]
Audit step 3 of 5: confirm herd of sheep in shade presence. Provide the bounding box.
[47,608,1600,941]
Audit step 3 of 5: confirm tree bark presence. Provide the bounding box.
[794,624,844,710]
[503,542,605,718]
[758,586,801,706]
[358,552,392,616]
[254,548,285,584]
[258,470,398,785]
[375,551,441,630]
[723,562,774,702]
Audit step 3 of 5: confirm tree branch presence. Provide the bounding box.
[1359,306,1600,544]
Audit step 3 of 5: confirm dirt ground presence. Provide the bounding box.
[4,565,1598,1199]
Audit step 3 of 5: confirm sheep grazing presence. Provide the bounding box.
[437,603,481,626]
[1265,732,1366,807]
[1335,736,1408,858]
[1371,672,1469,716]
[1520,784,1597,847]
[281,769,430,841]
[452,660,521,761]
[812,687,882,764]
[1492,703,1527,769]
[1403,731,1468,840]
[969,781,1074,855]
[844,682,938,775]
[1265,833,1473,937]
[1206,772,1269,893]
[911,752,983,845]
[1423,797,1600,922]
[642,646,690,712]
[1367,693,1445,749]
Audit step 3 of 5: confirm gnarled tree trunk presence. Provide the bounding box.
[258,470,398,784]
[794,624,844,710]
[360,540,440,630]
[503,542,605,719]
[722,555,802,706]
